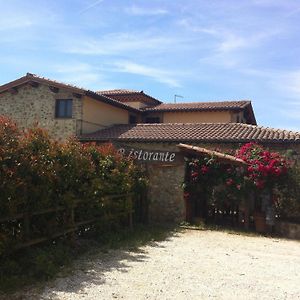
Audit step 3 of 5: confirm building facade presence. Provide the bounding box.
[0,73,256,140]
[0,73,139,140]
[1,73,300,223]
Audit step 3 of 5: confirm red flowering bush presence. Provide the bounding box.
[183,143,292,213]
[0,116,147,254]
[236,142,289,190]
[186,156,244,191]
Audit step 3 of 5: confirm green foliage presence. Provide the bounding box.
[274,165,300,223]
[0,241,74,291]
[184,143,299,218]
[0,116,148,256]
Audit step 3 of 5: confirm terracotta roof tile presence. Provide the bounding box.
[98,89,141,95]
[142,101,251,112]
[80,123,300,143]
[98,89,162,105]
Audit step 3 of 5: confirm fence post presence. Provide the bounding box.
[128,194,133,230]
[69,205,76,244]
[24,211,30,241]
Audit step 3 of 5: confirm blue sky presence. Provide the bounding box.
[1,0,300,130]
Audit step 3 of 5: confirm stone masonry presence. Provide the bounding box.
[0,83,82,140]
[116,141,300,223]
[123,142,186,223]
[147,163,185,223]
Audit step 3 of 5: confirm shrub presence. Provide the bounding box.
[0,116,147,256]
[183,143,297,217]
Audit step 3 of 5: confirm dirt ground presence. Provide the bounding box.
[11,229,300,299]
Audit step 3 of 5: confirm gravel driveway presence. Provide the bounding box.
[17,230,300,299]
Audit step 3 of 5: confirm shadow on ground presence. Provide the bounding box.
[6,225,181,300]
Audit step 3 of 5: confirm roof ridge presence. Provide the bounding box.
[0,73,140,113]
[97,89,141,94]
[158,100,251,105]
[98,88,162,104]
[142,101,253,112]
[25,72,89,92]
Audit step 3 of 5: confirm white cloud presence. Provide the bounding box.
[282,71,300,98]
[178,19,219,36]
[53,62,115,90]
[78,0,104,15]
[55,63,96,74]
[0,15,33,30]
[112,61,181,87]
[62,33,176,55]
[125,5,168,16]
[218,34,249,52]
[218,30,280,53]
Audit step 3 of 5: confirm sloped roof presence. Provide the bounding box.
[0,73,140,113]
[98,89,162,106]
[80,123,300,143]
[142,101,251,112]
[143,100,257,125]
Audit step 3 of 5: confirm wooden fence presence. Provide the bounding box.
[0,193,133,253]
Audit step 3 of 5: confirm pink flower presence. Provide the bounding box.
[226,178,234,186]
[191,171,199,178]
[201,165,209,174]
[255,180,265,189]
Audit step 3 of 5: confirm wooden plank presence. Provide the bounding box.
[128,195,133,230]
[0,194,131,224]
[32,206,66,216]
[0,201,87,224]
[15,228,77,250]
[105,193,134,200]
[23,212,30,241]
[178,143,247,166]
[4,193,134,252]
[0,213,24,223]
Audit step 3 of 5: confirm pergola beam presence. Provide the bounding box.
[177,143,247,166]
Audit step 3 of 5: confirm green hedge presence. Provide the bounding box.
[0,116,147,255]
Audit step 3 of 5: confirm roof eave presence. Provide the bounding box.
[79,136,300,144]
[0,73,141,113]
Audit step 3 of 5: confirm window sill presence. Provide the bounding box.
[54,117,73,119]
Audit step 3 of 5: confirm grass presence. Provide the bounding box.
[0,224,177,294]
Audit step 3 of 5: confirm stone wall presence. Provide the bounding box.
[124,142,186,223]
[117,141,300,224]
[275,221,300,240]
[0,83,82,140]
[147,163,185,223]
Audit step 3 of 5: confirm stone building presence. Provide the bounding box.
[1,73,300,223]
[0,73,140,140]
[80,123,300,222]
[0,73,257,140]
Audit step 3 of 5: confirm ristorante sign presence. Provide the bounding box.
[117,146,177,163]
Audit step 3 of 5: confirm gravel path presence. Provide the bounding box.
[17,230,300,299]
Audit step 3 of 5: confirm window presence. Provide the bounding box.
[129,115,137,124]
[55,99,73,118]
[145,117,160,123]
